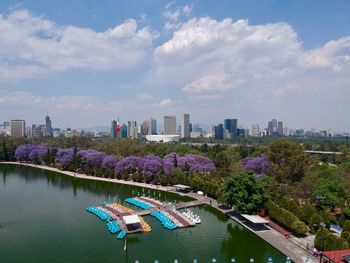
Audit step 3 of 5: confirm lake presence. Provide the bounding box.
[0,164,286,262]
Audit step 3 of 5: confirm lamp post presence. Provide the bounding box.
[267,256,273,262]
[231,258,236,263]
[250,258,255,263]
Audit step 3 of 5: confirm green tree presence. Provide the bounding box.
[313,179,345,210]
[223,172,267,214]
[267,139,307,183]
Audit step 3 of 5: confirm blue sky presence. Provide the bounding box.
[0,0,349,131]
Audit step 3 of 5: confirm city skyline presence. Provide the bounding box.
[0,1,349,130]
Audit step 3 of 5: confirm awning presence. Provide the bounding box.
[173,184,191,189]
[123,215,141,225]
[330,224,343,234]
[241,214,269,224]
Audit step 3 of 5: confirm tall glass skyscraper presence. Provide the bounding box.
[224,118,238,138]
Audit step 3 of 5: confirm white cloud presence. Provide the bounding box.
[137,93,153,102]
[182,4,193,16]
[0,9,155,81]
[151,17,350,130]
[183,73,233,93]
[163,9,181,22]
[159,98,172,106]
[162,3,193,23]
[164,22,182,31]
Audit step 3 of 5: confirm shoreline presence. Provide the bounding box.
[0,161,316,262]
[0,161,186,196]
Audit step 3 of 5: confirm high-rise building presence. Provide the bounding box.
[214,124,224,140]
[224,119,238,138]
[151,118,157,135]
[10,120,26,137]
[251,124,260,137]
[45,115,52,137]
[127,121,138,139]
[181,114,190,138]
[164,116,176,135]
[141,119,151,135]
[0,122,11,136]
[121,124,128,138]
[268,119,279,136]
[277,121,283,136]
[31,124,48,138]
[111,120,118,140]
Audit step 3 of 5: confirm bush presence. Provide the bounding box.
[315,227,349,251]
[291,221,309,236]
[309,213,323,232]
[341,231,350,244]
[343,220,350,232]
[266,200,309,236]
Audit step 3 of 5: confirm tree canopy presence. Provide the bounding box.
[222,172,267,214]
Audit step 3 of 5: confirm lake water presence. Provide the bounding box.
[0,164,286,263]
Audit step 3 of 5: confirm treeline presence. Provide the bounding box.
[13,144,222,198]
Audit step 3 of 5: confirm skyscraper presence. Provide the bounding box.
[277,121,283,136]
[111,120,118,140]
[251,124,260,137]
[121,124,128,138]
[127,121,138,139]
[181,114,190,138]
[151,118,157,135]
[10,120,26,137]
[268,119,282,136]
[214,124,224,140]
[164,116,176,135]
[224,119,238,138]
[45,115,52,137]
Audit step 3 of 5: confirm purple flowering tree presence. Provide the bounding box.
[242,155,271,179]
[28,145,50,164]
[115,156,141,177]
[15,144,35,161]
[178,154,216,174]
[139,155,164,182]
[55,148,75,169]
[101,155,118,170]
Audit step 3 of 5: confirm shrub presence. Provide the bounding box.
[266,200,309,236]
[315,227,349,251]
[343,220,350,232]
[309,213,323,232]
[291,221,309,236]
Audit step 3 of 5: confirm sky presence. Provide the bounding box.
[0,0,349,131]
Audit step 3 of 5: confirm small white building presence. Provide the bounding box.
[145,134,180,143]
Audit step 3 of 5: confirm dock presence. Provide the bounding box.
[86,196,204,239]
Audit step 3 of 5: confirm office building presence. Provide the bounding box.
[45,115,52,137]
[0,122,11,136]
[31,124,48,138]
[277,121,283,136]
[214,124,224,140]
[111,120,118,140]
[267,119,279,136]
[151,118,157,135]
[181,114,190,138]
[251,124,260,137]
[10,120,26,137]
[224,119,238,139]
[127,121,138,139]
[164,116,176,135]
[121,124,128,138]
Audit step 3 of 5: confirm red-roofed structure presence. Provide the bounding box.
[321,249,350,263]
